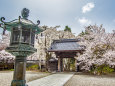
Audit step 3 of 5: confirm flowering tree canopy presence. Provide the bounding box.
[76,25,115,71]
[0,34,10,51]
[0,33,15,63]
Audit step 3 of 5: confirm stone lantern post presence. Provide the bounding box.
[0,8,43,86]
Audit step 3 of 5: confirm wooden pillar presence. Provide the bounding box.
[61,58,63,71]
[58,58,63,72]
[58,58,61,72]
[75,59,77,72]
[75,60,79,72]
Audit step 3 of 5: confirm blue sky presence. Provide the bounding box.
[0,0,115,35]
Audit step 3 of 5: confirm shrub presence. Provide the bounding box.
[10,69,14,71]
[27,64,39,70]
[91,64,114,75]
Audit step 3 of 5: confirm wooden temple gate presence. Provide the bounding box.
[48,39,84,72]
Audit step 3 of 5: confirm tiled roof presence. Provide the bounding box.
[48,39,84,52]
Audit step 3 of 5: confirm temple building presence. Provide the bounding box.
[48,39,85,72]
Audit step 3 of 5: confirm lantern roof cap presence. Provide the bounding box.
[0,8,43,34]
[0,17,43,34]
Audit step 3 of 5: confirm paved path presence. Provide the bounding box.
[27,72,74,86]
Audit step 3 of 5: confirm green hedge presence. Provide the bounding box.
[26,64,39,70]
[90,64,114,75]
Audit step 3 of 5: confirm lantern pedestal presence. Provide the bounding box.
[6,44,37,86]
[11,57,27,86]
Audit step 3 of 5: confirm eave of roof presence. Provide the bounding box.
[2,18,43,34]
[48,39,85,52]
[48,49,85,52]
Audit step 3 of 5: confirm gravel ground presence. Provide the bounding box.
[64,72,115,86]
[0,71,50,86]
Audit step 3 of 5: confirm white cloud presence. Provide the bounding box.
[82,2,95,13]
[78,17,91,26]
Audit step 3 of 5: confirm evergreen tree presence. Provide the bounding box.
[64,26,71,32]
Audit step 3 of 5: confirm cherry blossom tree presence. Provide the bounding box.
[76,25,115,73]
[0,33,10,51]
[0,33,15,63]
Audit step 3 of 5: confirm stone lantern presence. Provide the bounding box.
[0,8,43,86]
